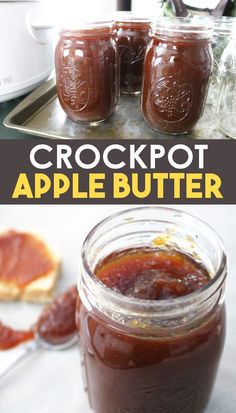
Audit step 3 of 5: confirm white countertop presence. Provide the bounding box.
[0,205,235,413]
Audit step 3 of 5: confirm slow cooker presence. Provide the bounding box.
[0,0,53,103]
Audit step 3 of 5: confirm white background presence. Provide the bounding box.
[0,205,235,413]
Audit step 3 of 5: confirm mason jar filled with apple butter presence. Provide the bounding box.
[141,17,213,134]
[77,207,227,413]
[115,12,152,95]
[55,19,119,125]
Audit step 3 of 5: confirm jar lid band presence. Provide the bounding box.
[114,11,152,24]
[151,16,213,37]
[213,16,236,34]
[58,14,114,32]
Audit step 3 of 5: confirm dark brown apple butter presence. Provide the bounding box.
[95,248,211,299]
[55,21,119,124]
[115,14,151,94]
[0,286,78,351]
[141,18,213,134]
[77,247,225,413]
[37,285,78,345]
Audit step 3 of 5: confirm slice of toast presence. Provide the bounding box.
[0,230,60,303]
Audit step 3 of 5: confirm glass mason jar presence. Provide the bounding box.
[141,17,213,134]
[77,207,227,413]
[55,19,119,125]
[217,29,236,139]
[207,17,236,105]
[115,12,152,95]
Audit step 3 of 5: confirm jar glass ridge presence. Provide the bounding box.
[217,29,236,139]
[77,207,227,413]
[207,16,236,105]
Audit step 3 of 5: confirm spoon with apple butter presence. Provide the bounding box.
[0,286,78,381]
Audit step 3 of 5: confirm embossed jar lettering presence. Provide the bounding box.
[141,17,213,134]
[55,20,119,124]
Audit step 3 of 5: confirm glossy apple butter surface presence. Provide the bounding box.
[95,248,210,299]
[77,247,225,413]
[0,286,78,351]
[55,26,118,123]
[141,31,212,134]
[116,20,150,94]
[37,285,78,345]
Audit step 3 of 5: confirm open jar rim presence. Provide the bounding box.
[213,16,236,34]
[115,11,151,24]
[58,17,115,35]
[79,207,227,328]
[151,16,213,39]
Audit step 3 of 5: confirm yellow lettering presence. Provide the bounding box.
[54,174,70,198]
[153,173,168,198]
[89,174,105,198]
[205,174,223,199]
[132,173,151,198]
[169,173,185,198]
[186,174,202,198]
[12,173,33,198]
[113,173,130,198]
[35,174,51,198]
[72,173,88,198]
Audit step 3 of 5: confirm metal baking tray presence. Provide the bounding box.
[4,78,226,140]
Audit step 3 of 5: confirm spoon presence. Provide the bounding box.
[0,332,78,382]
[0,285,78,382]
